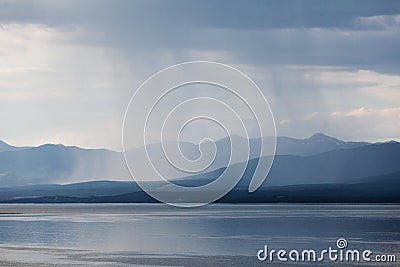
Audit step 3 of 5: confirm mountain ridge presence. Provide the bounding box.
[0,140,31,152]
[1,132,395,155]
[0,134,398,187]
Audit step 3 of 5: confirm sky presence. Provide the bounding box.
[0,0,399,150]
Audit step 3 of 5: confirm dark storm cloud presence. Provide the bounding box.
[1,0,399,74]
[1,0,400,29]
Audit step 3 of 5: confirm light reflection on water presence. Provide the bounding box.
[0,204,399,266]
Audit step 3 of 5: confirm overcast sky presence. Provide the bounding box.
[0,0,399,150]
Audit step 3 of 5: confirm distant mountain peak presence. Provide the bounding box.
[308,133,340,142]
[309,132,330,139]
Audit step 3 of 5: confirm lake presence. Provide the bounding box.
[0,204,399,266]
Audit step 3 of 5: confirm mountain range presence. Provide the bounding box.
[0,133,399,203]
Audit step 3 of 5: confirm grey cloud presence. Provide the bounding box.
[1,0,400,29]
[2,1,399,74]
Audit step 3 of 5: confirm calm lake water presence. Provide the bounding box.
[0,204,399,266]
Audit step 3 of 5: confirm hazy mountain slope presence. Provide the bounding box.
[175,142,400,187]
[3,173,399,203]
[135,133,370,177]
[0,140,31,152]
[0,180,139,201]
[0,145,130,186]
[0,134,392,187]
[0,166,399,203]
